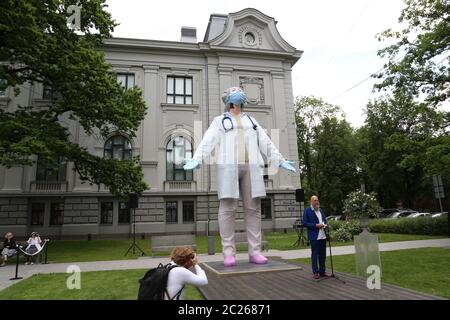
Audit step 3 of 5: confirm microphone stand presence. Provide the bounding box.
[317,226,346,284]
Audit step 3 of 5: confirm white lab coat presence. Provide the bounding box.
[192,112,286,199]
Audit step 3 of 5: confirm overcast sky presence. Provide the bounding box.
[105,0,406,128]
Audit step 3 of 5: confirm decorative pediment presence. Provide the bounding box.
[208,8,296,54]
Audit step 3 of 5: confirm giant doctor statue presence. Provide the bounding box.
[184,87,296,267]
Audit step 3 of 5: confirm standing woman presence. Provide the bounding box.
[0,232,17,267]
[184,86,296,267]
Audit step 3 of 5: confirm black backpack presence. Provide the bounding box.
[137,263,183,300]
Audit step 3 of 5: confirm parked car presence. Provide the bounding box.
[327,215,343,221]
[386,210,418,219]
[379,208,416,219]
[379,209,401,218]
[431,212,448,218]
[407,212,431,218]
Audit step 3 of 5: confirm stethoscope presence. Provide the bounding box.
[222,113,257,132]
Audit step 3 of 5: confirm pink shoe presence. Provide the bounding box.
[224,256,236,267]
[249,254,268,264]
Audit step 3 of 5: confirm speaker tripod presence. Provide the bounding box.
[317,226,345,284]
[292,220,308,247]
[125,207,145,256]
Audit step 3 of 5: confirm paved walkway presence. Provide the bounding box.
[0,238,449,292]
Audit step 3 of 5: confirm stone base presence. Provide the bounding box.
[201,258,302,276]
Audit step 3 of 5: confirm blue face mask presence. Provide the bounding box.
[226,91,246,106]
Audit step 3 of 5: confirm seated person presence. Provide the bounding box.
[25,232,42,265]
[0,232,17,267]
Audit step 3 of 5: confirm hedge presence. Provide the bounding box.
[326,216,448,241]
[368,216,448,236]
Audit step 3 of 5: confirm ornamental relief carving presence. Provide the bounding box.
[239,77,264,105]
[238,25,263,48]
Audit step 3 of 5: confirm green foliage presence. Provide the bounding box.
[332,227,353,242]
[357,91,448,208]
[344,190,381,219]
[330,220,363,242]
[367,0,450,208]
[369,216,448,235]
[294,96,360,214]
[0,0,148,197]
[374,0,450,106]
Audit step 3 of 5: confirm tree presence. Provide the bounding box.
[311,117,360,214]
[0,0,147,197]
[357,92,444,209]
[294,96,359,214]
[374,0,450,106]
[294,95,342,191]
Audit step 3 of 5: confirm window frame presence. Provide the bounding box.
[100,202,114,225]
[166,136,193,181]
[118,201,131,224]
[261,198,272,220]
[0,79,7,97]
[117,73,135,90]
[166,76,193,105]
[104,135,132,161]
[36,156,67,182]
[165,201,178,224]
[30,203,45,226]
[182,200,195,223]
[50,202,64,226]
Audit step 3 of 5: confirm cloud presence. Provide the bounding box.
[105,0,406,127]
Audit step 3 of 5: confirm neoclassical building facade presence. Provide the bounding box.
[0,8,303,238]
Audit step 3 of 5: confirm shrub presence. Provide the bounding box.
[344,190,381,219]
[369,216,448,235]
[329,220,363,242]
[332,228,353,242]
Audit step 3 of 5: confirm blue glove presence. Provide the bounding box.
[183,159,200,170]
[280,160,296,173]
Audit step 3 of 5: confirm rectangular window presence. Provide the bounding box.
[0,79,7,97]
[50,203,64,226]
[118,202,130,224]
[42,85,62,100]
[36,156,67,182]
[261,198,272,220]
[100,202,113,225]
[182,201,195,223]
[31,203,45,226]
[117,73,135,90]
[166,76,193,104]
[166,201,178,224]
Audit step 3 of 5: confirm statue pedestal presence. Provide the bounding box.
[354,229,382,277]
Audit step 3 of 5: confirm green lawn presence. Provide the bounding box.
[33,233,445,264]
[2,247,448,300]
[293,247,450,299]
[0,269,204,300]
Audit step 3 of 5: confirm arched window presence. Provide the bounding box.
[166,136,193,181]
[104,135,132,160]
